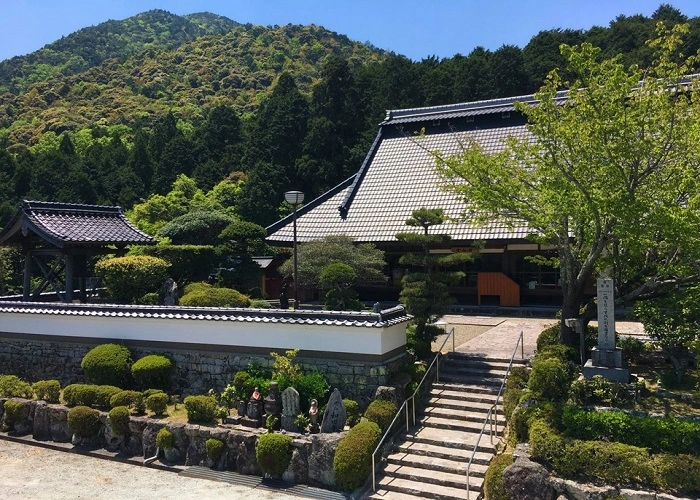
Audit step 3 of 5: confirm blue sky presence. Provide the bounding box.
[2,1,700,62]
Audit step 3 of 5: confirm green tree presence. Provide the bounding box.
[634,285,700,384]
[278,234,386,290]
[436,24,700,345]
[395,208,472,345]
[319,262,363,311]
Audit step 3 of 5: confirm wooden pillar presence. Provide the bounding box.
[64,253,73,303]
[23,250,31,301]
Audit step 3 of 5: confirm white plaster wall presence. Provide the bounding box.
[0,312,406,356]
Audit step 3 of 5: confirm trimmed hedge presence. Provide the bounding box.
[333,421,382,491]
[3,399,25,428]
[528,356,570,403]
[343,399,361,427]
[32,380,61,403]
[561,406,700,455]
[256,433,292,479]
[184,395,217,423]
[63,384,99,407]
[81,343,133,387]
[67,406,101,438]
[179,286,251,308]
[109,390,142,409]
[0,375,33,398]
[156,427,174,449]
[131,355,174,391]
[132,244,217,285]
[206,438,225,461]
[529,418,700,494]
[108,406,131,435]
[95,255,170,303]
[146,392,169,416]
[364,399,397,433]
[483,452,513,500]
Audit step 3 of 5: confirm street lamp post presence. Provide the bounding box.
[284,191,304,310]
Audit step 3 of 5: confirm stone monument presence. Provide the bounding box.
[583,278,629,383]
[281,387,301,432]
[263,381,281,430]
[240,387,264,428]
[320,388,347,433]
[159,278,179,306]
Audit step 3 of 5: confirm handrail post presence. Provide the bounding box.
[372,455,376,491]
[405,401,409,432]
[521,330,524,359]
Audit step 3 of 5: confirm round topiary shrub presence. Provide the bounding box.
[333,421,382,491]
[0,375,33,398]
[109,390,141,409]
[63,384,99,407]
[108,406,131,436]
[156,427,174,449]
[364,399,397,433]
[2,399,25,429]
[67,406,101,438]
[343,399,361,427]
[131,354,174,391]
[95,385,123,409]
[81,343,133,387]
[94,255,170,304]
[183,395,217,423]
[205,438,225,462]
[529,357,570,403]
[32,380,61,403]
[179,287,251,308]
[483,452,513,500]
[146,392,169,416]
[256,433,292,479]
[182,281,212,295]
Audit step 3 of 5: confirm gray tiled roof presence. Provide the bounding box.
[0,200,156,248]
[0,302,411,328]
[267,123,534,244]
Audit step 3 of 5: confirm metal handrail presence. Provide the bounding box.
[466,330,525,499]
[371,326,455,492]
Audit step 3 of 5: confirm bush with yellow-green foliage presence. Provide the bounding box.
[256,433,292,479]
[81,343,133,387]
[363,399,397,433]
[333,421,382,491]
[67,406,101,438]
[206,438,225,461]
[95,255,170,303]
[146,392,169,416]
[32,380,61,403]
[183,395,217,423]
[2,399,26,430]
[179,285,250,307]
[131,354,174,391]
[483,452,513,500]
[0,375,33,398]
[156,427,174,449]
[108,406,131,435]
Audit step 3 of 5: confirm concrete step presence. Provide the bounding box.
[437,373,504,387]
[428,396,499,412]
[439,364,509,378]
[448,352,528,365]
[430,387,500,404]
[367,490,420,500]
[432,382,500,396]
[387,452,489,478]
[408,426,497,453]
[419,414,499,433]
[383,463,481,492]
[444,358,523,372]
[396,440,494,465]
[424,406,506,426]
[373,475,479,500]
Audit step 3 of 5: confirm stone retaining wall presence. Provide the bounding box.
[0,397,342,488]
[0,333,405,407]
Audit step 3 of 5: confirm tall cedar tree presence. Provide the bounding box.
[396,208,472,343]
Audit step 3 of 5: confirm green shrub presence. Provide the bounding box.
[109,390,141,409]
[108,406,131,435]
[256,433,292,479]
[537,344,578,365]
[3,399,25,427]
[0,375,33,398]
[333,421,382,491]
[561,406,700,455]
[233,371,250,393]
[529,418,566,464]
[63,384,99,407]
[183,281,212,295]
[483,453,513,500]
[81,343,133,387]
[32,380,61,403]
[156,427,173,449]
[410,363,427,382]
[249,299,272,308]
[67,406,101,438]
[653,453,700,493]
[205,438,225,461]
[292,371,330,412]
[95,255,170,303]
[138,292,159,305]
[504,367,530,421]
[536,324,561,351]
[131,355,174,391]
[617,336,649,362]
[529,357,571,403]
[157,212,234,244]
[146,392,169,416]
[180,287,251,307]
[133,244,217,285]
[184,395,217,423]
[95,386,123,409]
[142,388,165,398]
[344,399,361,427]
[364,399,397,433]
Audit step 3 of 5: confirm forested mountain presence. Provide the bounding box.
[0,4,698,230]
[0,10,239,94]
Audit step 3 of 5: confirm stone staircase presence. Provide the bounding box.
[369,352,528,500]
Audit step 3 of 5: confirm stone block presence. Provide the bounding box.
[583,359,629,383]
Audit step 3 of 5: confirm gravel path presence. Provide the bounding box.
[0,439,297,500]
